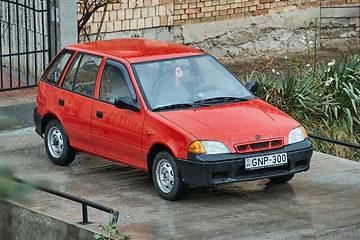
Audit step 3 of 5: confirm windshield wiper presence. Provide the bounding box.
[153,97,249,111]
[152,103,196,111]
[193,97,249,105]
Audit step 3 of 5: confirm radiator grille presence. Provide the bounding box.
[235,138,283,153]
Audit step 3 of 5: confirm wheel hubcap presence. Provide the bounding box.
[156,159,174,193]
[47,126,63,158]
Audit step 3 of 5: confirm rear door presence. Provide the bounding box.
[54,52,103,152]
[91,59,145,168]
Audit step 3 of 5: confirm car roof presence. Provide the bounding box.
[66,38,206,63]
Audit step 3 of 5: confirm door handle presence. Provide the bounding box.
[58,99,64,106]
[96,111,103,119]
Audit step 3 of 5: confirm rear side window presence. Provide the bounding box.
[41,50,73,85]
[62,53,102,97]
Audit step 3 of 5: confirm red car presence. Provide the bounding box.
[34,39,312,200]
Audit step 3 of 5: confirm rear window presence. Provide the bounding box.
[41,50,74,85]
[62,53,103,97]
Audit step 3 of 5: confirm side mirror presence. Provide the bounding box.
[246,80,258,94]
[114,97,140,112]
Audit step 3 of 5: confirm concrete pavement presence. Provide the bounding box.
[0,128,359,239]
[0,87,36,131]
[0,87,359,239]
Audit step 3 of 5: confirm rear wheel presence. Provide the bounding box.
[269,173,294,184]
[44,119,76,166]
[152,151,187,200]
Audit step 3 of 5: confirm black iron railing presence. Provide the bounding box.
[309,134,360,150]
[13,177,119,225]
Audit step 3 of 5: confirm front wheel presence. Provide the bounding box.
[152,151,187,201]
[269,173,295,184]
[44,119,76,166]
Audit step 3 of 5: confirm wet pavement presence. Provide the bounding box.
[0,128,359,239]
[0,87,37,130]
[0,87,359,239]
[0,88,37,107]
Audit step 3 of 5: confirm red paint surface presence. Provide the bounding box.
[37,38,302,172]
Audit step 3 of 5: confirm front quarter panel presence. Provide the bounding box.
[142,110,197,163]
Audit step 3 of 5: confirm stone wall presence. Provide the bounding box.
[0,200,94,240]
[175,3,360,58]
[80,0,360,57]
[81,0,359,35]
[80,0,359,59]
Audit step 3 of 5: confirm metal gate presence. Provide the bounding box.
[0,0,57,92]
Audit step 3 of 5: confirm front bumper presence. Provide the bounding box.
[176,138,313,186]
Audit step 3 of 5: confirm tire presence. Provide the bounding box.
[44,119,76,166]
[269,173,295,184]
[152,150,187,201]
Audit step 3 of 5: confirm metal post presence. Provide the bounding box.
[7,0,13,88]
[82,203,89,224]
[0,1,3,89]
[25,0,30,85]
[41,0,45,72]
[16,0,21,87]
[33,0,38,81]
[112,210,119,225]
[47,0,52,61]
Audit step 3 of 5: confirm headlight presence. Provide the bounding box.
[188,140,231,154]
[288,126,308,144]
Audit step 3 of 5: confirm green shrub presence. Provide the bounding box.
[241,53,360,161]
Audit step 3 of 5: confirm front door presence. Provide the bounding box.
[91,59,145,168]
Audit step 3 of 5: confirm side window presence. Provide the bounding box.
[62,53,102,97]
[41,50,73,85]
[99,61,132,103]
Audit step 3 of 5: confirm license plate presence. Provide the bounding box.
[245,153,288,170]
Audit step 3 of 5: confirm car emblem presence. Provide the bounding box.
[255,135,261,140]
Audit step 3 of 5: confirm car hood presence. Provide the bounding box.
[156,99,300,151]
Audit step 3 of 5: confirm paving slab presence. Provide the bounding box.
[0,129,359,239]
[0,88,37,107]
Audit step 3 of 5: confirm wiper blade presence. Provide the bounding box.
[194,97,249,105]
[152,103,195,111]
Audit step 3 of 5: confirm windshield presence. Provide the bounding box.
[133,54,254,111]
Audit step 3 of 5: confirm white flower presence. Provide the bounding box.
[327,60,335,67]
[308,40,314,47]
[325,67,331,73]
[276,71,280,75]
[325,77,334,86]
[284,55,288,60]
[272,69,276,73]
[299,36,306,44]
[306,64,311,67]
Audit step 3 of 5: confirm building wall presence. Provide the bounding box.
[79,0,360,58]
[172,0,358,25]
[79,0,174,37]
[81,0,359,34]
